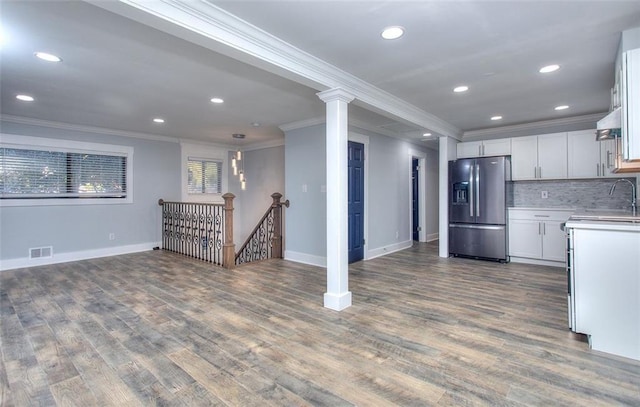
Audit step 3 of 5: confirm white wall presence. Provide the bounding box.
[284,123,437,266]
[0,120,181,269]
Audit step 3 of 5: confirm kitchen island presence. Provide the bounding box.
[565,215,640,361]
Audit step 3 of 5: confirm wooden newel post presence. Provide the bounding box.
[271,193,283,258]
[222,193,236,269]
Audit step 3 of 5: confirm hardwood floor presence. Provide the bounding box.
[1,242,639,406]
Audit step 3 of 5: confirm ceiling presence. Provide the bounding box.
[2,1,640,148]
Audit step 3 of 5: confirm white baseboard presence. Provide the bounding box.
[284,250,327,267]
[426,233,439,242]
[367,240,413,260]
[0,242,161,272]
[509,256,565,268]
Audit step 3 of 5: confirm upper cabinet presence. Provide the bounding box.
[456,139,511,158]
[567,130,619,178]
[621,48,640,160]
[511,133,567,180]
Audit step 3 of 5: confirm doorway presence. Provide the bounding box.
[348,141,365,263]
[412,158,420,241]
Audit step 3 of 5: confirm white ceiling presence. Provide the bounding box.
[2,1,640,148]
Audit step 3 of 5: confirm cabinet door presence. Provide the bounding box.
[541,221,566,262]
[482,139,511,156]
[508,219,542,258]
[538,133,568,179]
[600,139,618,177]
[511,136,538,180]
[568,130,600,178]
[457,141,482,158]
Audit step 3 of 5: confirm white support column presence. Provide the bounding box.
[317,88,355,311]
[438,136,457,258]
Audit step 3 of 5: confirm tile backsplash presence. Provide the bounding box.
[509,177,637,210]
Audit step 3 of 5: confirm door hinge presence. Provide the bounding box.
[362,239,366,245]
[417,226,422,232]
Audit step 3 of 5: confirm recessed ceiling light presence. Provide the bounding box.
[381,26,404,40]
[232,133,246,139]
[153,118,165,123]
[539,64,560,73]
[453,85,469,93]
[555,105,569,111]
[34,52,62,62]
[251,122,260,127]
[210,97,224,104]
[491,116,503,121]
[16,94,34,102]
[423,133,432,137]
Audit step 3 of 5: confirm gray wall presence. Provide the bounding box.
[284,123,437,262]
[0,121,181,262]
[511,177,637,210]
[228,145,285,242]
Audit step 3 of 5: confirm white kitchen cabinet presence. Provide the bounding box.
[511,133,567,180]
[567,130,619,178]
[456,138,511,158]
[621,48,640,160]
[508,208,574,265]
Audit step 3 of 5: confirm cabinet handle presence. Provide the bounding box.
[597,163,600,177]
[534,166,537,178]
[538,222,542,235]
[543,223,546,235]
[607,151,612,168]
[602,163,605,176]
[479,145,482,156]
[538,166,542,178]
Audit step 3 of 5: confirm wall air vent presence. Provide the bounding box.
[29,246,53,259]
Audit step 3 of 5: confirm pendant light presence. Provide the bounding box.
[232,133,247,190]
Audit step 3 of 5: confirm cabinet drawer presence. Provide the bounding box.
[508,209,574,221]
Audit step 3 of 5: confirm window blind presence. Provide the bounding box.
[188,158,222,194]
[0,147,127,199]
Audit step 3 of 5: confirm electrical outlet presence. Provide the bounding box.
[541,191,548,199]
[109,233,115,240]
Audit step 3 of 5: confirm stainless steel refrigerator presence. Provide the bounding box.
[449,156,511,261]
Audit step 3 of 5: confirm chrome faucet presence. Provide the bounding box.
[609,179,637,215]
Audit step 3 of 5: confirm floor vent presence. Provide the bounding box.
[29,246,53,259]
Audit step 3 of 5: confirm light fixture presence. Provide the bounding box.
[210,97,224,104]
[453,85,469,93]
[231,134,247,189]
[251,122,260,127]
[555,105,569,111]
[491,116,503,121]
[423,133,432,137]
[153,118,165,123]
[539,64,560,73]
[34,52,62,62]
[16,94,34,102]
[381,26,404,40]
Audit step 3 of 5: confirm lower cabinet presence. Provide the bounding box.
[508,208,574,264]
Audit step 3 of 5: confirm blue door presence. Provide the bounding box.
[348,141,364,263]
[412,158,419,241]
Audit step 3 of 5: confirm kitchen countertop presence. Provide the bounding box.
[566,208,640,232]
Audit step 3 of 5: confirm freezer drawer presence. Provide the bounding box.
[449,223,507,261]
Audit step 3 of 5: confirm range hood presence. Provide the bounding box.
[595,107,621,141]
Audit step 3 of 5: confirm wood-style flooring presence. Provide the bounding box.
[1,242,639,406]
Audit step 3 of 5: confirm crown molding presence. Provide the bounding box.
[104,0,461,140]
[243,138,285,151]
[462,112,606,140]
[0,114,180,144]
[279,117,326,132]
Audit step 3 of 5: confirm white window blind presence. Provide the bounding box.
[188,158,222,194]
[1,147,127,199]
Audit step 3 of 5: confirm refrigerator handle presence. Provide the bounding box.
[475,164,480,218]
[469,164,474,217]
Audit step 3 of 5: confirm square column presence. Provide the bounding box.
[317,88,355,311]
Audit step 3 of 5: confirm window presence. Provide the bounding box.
[188,158,222,194]
[0,134,133,206]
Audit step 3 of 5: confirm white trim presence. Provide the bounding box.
[97,0,461,139]
[408,148,428,243]
[348,132,370,260]
[426,233,439,242]
[284,250,326,267]
[279,117,325,132]
[180,142,228,203]
[1,114,179,144]
[462,113,605,140]
[242,138,285,151]
[509,256,565,268]
[323,291,352,311]
[0,242,160,272]
[0,133,134,207]
[367,240,413,260]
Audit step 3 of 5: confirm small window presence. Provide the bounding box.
[188,158,222,194]
[0,134,133,206]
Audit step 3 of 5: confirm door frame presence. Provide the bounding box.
[408,148,427,242]
[349,132,369,260]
